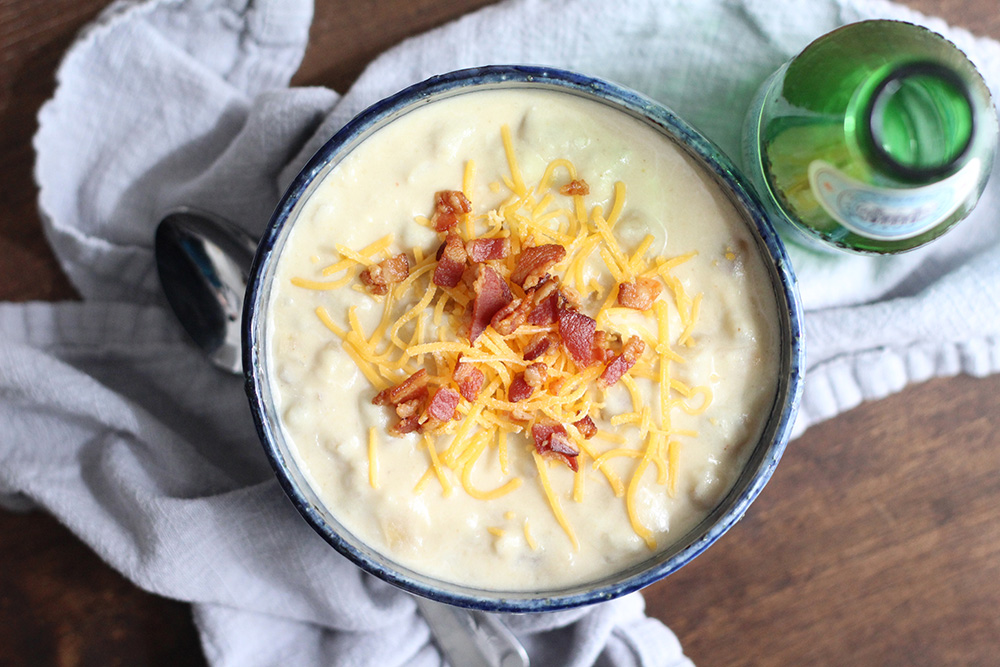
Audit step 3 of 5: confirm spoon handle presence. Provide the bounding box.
[415,596,530,667]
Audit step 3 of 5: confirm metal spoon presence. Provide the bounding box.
[153,208,530,667]
[154,208,257,374]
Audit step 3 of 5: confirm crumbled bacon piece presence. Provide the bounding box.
[531,422,562,445]
[373,369,429,407]
[395,397,423,419]
[531,422,580,471]
[389,416,421,436]
[423,387,460,423]
[531,277,560,305]
[359,253,410,296]
[598,336,645,388]
[495,277,560,334]
[524,362,547,389]
[490,296,531,336]
[466,237,510,262]
[453,359,485,402]
[557,308,597,367]
[573,415,597,439]
[545,432,579,471]
[527,289,559,326]
[559,179,590,196]
[508,374,534,403]
[431,190,472,232]
[523,332,556,361]
[617,277,663,311]
[375,370,431,437]
[591,329,615,364]
[469,266,513,343]
[510,244,567,289]
[433,230,467,288]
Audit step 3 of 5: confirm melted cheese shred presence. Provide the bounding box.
[424,433,452,496]
[287,125,718,553]
[532,451,580,550]
[523,518,539,550]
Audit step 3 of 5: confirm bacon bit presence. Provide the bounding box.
[389,416,422,436]
[395,397,423,419]
[469,266,513,343]
[358,271,385,296]
[591,329,615,364]
[373,369,429,407]
[467,237,510,262]
[359,253,410,296]
[511,244,567,288]
[524,362,548,388]
[504,274,559,336]
[559,286,582,310]
[497,277,561,334]
[433,230,467,288]
[490,296,531,336]
[546,432,580,471]
[527,290,559,326]
[431,190,472,232]
[374,370,432,436]
[381,253,410,282]
[424,387,460,423]
[531,421,563,447]
[523,332,555,361]
[453,359,485,402]
[573,416,597,439]
[558,308,597,368]
[617,277,663,311]
[559,179,590,196]
[598,336,646,388]
[531,277,560,304]
[531,422,580,471]
[508,375,534,403]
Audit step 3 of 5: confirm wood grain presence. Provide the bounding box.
[646,372,1000,666]
[0,0,997,665]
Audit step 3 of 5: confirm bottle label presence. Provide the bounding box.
[808,159,981,240]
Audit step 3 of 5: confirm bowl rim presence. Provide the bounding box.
[243,64,805,612]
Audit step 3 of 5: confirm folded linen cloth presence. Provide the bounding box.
[2,0,997,665]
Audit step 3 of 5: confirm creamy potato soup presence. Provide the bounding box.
[266,88,780,590]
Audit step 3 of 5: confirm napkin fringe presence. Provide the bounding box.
[796,335,1000,436]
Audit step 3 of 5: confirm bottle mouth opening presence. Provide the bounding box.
[865,61,975,182]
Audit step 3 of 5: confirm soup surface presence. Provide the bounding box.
[266,88,781,590]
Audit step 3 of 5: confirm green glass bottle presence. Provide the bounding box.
[743,20,998,254]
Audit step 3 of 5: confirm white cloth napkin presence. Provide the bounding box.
[2,0,998,664]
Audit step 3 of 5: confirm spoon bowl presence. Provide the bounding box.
[154,208,258,374]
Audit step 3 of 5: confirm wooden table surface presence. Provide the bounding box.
[2,0,998,665]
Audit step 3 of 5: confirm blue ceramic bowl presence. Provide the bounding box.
[243,66,805,612]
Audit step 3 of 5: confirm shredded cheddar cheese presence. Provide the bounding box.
[626,456,657,549]
[533,451,580,550]
[423,433,452,496]
[523,518,539,550]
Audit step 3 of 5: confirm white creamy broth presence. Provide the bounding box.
[266,88,780,590]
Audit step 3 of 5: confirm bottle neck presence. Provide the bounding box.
[854,61,975,183]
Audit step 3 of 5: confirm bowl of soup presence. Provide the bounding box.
[243,66,804,611]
